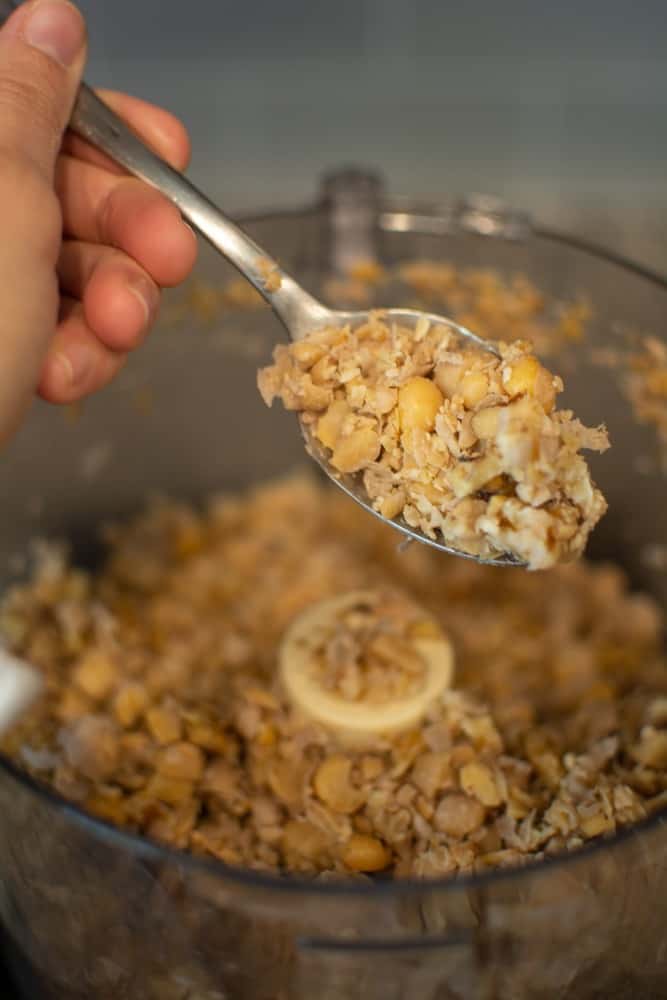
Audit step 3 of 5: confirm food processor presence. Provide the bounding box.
[0,169,666,999]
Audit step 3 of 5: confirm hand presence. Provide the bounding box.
[0,0,197,446]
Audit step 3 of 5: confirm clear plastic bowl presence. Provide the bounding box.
[1,171,666,1000]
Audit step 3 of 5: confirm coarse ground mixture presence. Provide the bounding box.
[258,317,609,568]
[2,475,665,880]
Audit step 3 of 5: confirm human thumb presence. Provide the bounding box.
[0,0,86,446]
[0,0,86,178]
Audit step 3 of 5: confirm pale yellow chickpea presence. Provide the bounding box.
[534,368,559,413]
[471,406,501,440]
[313,755,365,814]
[156,742,205,782]
[434,363,463,398]
[459,761,502,807]
[113,683,149,729]
[504,356,557,412]
[377,490,406,520]
[310,356,335,386]
[72,650,116,701]
[342,833,391,872]
[146,705,182,745]
[504,356,539,396]
[460,371,489,409]
[434,792,485,837]
[291,340,325,369]
[315,400,350,450]
[146,774,194,806]
[398,377,444,432]
[331,427,381,473]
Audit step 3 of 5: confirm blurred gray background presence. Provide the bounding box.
[78,0,666,272]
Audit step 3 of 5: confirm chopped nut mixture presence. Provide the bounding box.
[624,337,667,440]
[595,336,667,456]
[258,316,609,568]
[1,476,666,879]
[397,262,591,356]
[167,260,590,354]
[323,260,590,356]
[162,277,266,328]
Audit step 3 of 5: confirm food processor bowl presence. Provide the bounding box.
[1,170,666,1000]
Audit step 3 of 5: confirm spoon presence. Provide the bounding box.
[0,0,517,566]
[67,89,523,568]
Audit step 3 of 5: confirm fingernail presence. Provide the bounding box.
[23,0,85,67]
[127,277,158,326]
[53,345,91,389]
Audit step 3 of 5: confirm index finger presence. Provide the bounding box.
[62,89,191,174]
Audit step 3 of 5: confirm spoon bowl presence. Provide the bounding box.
[293,307,521,567]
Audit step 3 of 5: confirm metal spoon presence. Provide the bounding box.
[66,89,523,568]
[0,0,517,566]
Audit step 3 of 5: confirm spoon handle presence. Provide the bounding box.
[0,0,328,338]
[74,85,330,335]
[72,87,273,289]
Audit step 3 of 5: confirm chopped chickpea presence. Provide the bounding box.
[315,400,349,450]
[398,377,444,432]
[268,759,306,807]
[377,490,406,520]
[460,371,489,409]
[156,742,205,781]
[471,406,501,440]
[146,705,182,745]
[331,426,381,473]
[310,356,336,386]
[411,751,453,798]
[434,362,463,398]
[145,774,194,806]
[434,792,485,837]
[72,651,116,701]
[504,356,557,413]
[504,355,540,396]
[579,813,614,838]
[113,683,149,729]
[292,341,325,369]
[342,833,390,872]
[459,761,502,807]
[313,755,365,814]
[186,721,229,754]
